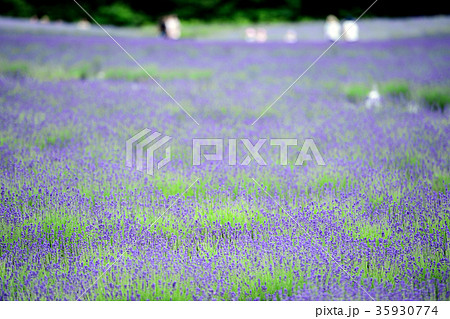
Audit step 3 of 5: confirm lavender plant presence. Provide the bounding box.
[0,20,449,301]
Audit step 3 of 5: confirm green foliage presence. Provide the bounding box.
[344,83,370,102]
[0,0,444,25]
[0,60,30,77]
[1,0,33,17]
[345,81,411,102]
[33,62,95,80]
[96,3,146,26]
[418,86,450,112]
[344,81,449,112]
[380,80,411,98]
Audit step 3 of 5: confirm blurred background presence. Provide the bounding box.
[0,0,449,303]
[1,0,449,26]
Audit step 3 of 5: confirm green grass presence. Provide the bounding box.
[0,60,29,77]
[432,172,450,193]
[343,81,450,113]
[102,65,157,81]
[34,125,74,149]
[0,59,213,82]
[345,80,411,102]
[314,172,354,194]
[0,59,98,80]
[0,210,89,263]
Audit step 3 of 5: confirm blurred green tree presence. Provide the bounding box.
[0,0,447,25]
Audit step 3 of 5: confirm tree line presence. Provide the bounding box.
[1,0,447,25]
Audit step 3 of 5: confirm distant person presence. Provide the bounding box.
[284,29,298,43]
[255,28,267,43]
[365,85,381,109]
[40,15,50,24]
[165,15,181,40]
[407,102,419,114]
[324,15,341,41]
[77,19,90,30]
[159,15,181,40]
[342,17,359,42]
[245,28,256,42]
[158,17,167,37]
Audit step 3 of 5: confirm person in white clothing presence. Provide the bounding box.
[324,15,341,41]
[342,19,359,42]
[365,85,381,109]
[245,28,256,42]
[255,28,267,43]
[159,15,181,40]
[284,29,298,43]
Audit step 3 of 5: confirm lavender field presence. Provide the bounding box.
[0,18,449,301]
